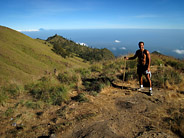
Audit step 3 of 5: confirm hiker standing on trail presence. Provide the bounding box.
[124,41,152,96]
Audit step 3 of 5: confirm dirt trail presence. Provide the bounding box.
[0,83,184,138]
[59,84,184,138]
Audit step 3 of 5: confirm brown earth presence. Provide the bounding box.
[0,82,184,138]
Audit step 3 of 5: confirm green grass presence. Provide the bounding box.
[25,76,69,105]
[0,84,23,104]
[4,107,14,117]
[72,93,89,102]
[0,26,89,85]
[152,67,182,88]
[24,100,43,109]
[0,88,8,104]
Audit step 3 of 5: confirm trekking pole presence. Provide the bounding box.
[123,57,126,82]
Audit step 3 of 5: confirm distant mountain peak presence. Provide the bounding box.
[46,34,65,41]
[39,28,45,31]
[152,51,163,55]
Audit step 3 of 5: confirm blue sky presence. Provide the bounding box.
[1,0,184,31]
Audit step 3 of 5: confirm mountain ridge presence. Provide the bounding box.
[46,34,115,61]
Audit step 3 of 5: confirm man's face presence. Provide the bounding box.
[139,43,144,50]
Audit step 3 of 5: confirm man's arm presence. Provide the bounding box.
[146,50,151,71]
[124,50,138,60]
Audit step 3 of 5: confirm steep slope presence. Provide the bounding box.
[0,26,88,85]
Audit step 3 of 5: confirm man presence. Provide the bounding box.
[124,41,152,96]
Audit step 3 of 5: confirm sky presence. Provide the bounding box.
[1,0,184,31]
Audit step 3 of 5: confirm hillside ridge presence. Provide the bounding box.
[46,33,115,61]
[0,26,88,85]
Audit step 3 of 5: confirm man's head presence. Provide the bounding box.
[138,41,144,50]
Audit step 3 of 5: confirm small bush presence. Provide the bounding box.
[89,91,98,96]
[75,68,91,79]
[0,84,22,104]
[0,89,8,104]
[152,67,182,88]
[4,107,14,117]
[83,77,111,94]
[57,72,78,86]
[49,86,68,105]
[90,64,103,73]
[151,59,164,66]
[25,77,69,105]
[104,62,120,72]
[3,84,21,96]
[124,69,137,81]
[126,60,137,69]
[24,100,43,109]
[166,60,184,71]
[72,93,88,102]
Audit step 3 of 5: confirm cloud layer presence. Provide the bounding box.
[17,29,39,32]
[120,47,126,50]
[76,42,88,46]
[173,49,184,54]
[114,40,121,43]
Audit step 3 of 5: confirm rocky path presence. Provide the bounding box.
[59,84,184,138]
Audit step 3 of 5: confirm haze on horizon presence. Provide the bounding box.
[1,0,184,31]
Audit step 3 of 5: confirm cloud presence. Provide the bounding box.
[76,42,88,46]
[112,47,117,50]
[17,29,40,32]
[115,40,121,43]
[120,47,126,50]
[173,49,184,54]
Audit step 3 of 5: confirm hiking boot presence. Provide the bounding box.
[149,90,153,96]
[138,87,144,91]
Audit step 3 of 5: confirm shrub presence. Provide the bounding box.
[4,107,14,117]
[126,60,137,69]
[83,77,111,94]
[0,88,8,104]
[75,68,91,79]
[0,84,22,104]
[57,72,78,86]
[3,84,21,96]
[166,60,184,71]
[24,100,43,109]
[90,64,103,73]
[52,43,71,58]
[25,77,69,105]
[72,93,88,102]
[151,59,164,66]
[124,69,137,81]
[49,86,68,105]
[104,61,121,72]
[152,67,182,88]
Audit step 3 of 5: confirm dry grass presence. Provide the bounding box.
[0,26,89,85]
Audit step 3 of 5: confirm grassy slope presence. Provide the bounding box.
[0,28,184,137]
[0,26,88,85]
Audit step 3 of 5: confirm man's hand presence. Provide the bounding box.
[124,56,128,60]
[147,67,150,72]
